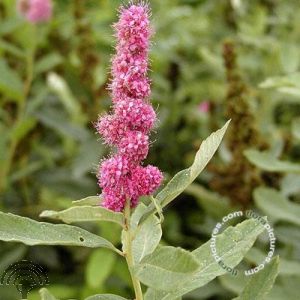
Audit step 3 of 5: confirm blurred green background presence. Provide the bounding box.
[1,0,300,299]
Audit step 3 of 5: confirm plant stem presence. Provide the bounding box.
[123,199,143,300]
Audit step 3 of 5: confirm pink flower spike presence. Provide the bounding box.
[96,3,163,211]
[17,0,52,24]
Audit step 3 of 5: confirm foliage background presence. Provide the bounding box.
[0,0,300,299]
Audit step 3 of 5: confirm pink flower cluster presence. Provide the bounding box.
[96,4,163,212]
[17,0,52,24]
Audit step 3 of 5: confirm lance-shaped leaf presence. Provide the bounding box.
[0,211,119,253]
[86,249,116,289]
[245,149,300,173]
[40,206,124,227]
[0,59,23,101]
[245,247,298,276]
[259,72,300,98]
[233,256,279,300]
[39,288,58,300]
[139,121,230,225]
[72,196,102,206]
[144,289,180,300]
[85,295,128,300]
[133,246,199,292]
[130,204,162,263]
[254,187,300,226]
[292,118,300,140]
[160,218,265,299]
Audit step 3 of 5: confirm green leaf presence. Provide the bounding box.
[0,17,23,35]
[0,59,23,101]
[139,121,230,224]
[292,118,300,140]
[0,211,118,252]
[32,285,77,299]
[259,73,300,98]
[245,247,300,276]
[86,249,116,289]
[161,218,265,299]
[185,184,233,219]
[276,225,300,249]
[233,257,279,300]
[157,120,230,207]
[34,108,88,141]
[245,149,300,173]
[0,39,25,58]
[133,246,199,292]
[144,289,167,300]
[254,187,300,225]
[72,196,102,206]
[39,288,58,300]
[131,204,162,263]
[266,276,300,300]
[72,137,103,178]
[219,272,248,295]
[280,44,300,73]
[85,295,128,300]
[145,289,179,300]
[144,288,182,300]
[35,53,63,75]
[47,72,82,122]
[281,174,300,196]
[0,245,27,274]
[10,117,36,141]
[40,206,124,227]
[185,280,227,300]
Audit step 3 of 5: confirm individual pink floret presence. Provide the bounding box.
[118,131,149,164]
[98,155,130,189]
[96,114,127,146]
[133,165,163,196]
[114,98,156,133]
[102,188,126,212]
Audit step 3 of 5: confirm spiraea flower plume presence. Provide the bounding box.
[17,0,52,23]
[96,2,163,212]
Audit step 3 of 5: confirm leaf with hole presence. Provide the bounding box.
[0,211,119,253]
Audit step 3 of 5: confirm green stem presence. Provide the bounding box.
[123,199,143,300]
